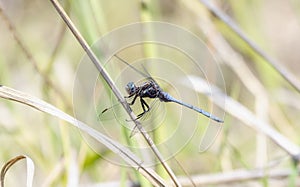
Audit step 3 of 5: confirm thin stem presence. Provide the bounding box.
[49,0,179,186]
[200,0,300,93]
[0,5,72,110]
[177,167,300,186]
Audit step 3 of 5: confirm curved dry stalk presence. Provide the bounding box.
[1,155,25,187]
[0,155,34,187]
[48,1,180,185]
[0,85,167,187]
[199,0,300,93]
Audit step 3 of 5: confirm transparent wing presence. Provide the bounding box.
[128,98,163,137]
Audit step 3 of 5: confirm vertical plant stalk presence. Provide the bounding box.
[200,0,300,93]
[48,0,180,186]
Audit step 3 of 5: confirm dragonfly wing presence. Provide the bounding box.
[114,55,159,85]
[129,98,161,137]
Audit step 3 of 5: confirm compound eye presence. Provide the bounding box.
[125,82,136,95]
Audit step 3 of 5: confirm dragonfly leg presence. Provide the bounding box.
[136,98,150,119]
[126,94,138,105]
[141,98,150,112]
[124,94,134,99]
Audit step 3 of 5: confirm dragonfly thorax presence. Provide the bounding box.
[125,82,137,95]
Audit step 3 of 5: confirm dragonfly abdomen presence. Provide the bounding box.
[159,92,224,123]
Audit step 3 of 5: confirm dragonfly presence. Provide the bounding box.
[105,55,224,123]
[125,80,223,123]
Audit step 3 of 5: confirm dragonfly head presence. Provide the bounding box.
[125,82,137,95]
